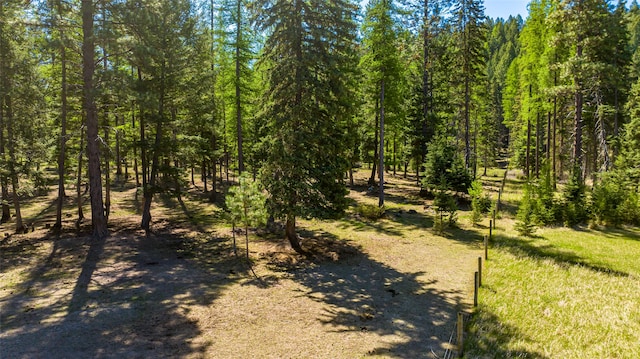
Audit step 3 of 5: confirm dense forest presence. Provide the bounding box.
[1,0,639,252]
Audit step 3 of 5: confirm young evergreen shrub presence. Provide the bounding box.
[561,168,588,226]
[515,183,537,236]
[620,191,640,225]
[469,181,491,225]
[591,175,626,226]
[591,172,640,226]
[422,135,472,194]
[534,165,562,225]
[356,204,385,220]
[433,186,458,231]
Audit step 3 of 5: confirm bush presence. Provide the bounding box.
[356,204,385,220]
[433,186,458,232]
[591,172,640,226]
[422,135,472,194]
[469,181,491,225]
[560,168,588,226]
[515,183,537,236]
[533,165,562,225]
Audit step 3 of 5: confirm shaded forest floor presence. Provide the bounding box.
[1,169,486,358]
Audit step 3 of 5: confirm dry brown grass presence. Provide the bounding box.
[1,170,484,358]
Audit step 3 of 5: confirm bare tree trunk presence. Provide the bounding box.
[573,40,584,180]
[141,63,165,232]
[535,111,540,178]
[115,114,122,181]
[82,0,107,238]
[103,120,110,222]
[132,97,140,187]
[526,119,531,179]
[235,0,244,174]
[5,95,25,232]
[464,71,471,169]
[0,86,10,223]
[369,96,379,186]
[77,132,85,223]
[379,79,385,208]
[55,35,68,230]
[285,214,304,254]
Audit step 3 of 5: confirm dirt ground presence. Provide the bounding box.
[1,173,483,358]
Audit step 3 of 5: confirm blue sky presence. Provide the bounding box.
[484,0,530,20]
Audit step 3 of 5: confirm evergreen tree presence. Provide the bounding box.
[361,0,404,206]
[82,0,108,238]
[122,0,200,232]
[452,0,487,170]
[253,0,359,253]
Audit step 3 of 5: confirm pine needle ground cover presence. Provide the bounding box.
[1,170,483,358]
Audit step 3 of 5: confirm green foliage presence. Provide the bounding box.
[433,186,458,233]
[255,0,358,226]
[226,174,267,228]
[515,182,537,236]
[469,180,491,224]
[560,168,588,226]
[356,204,385,221]
[533,164,562,225]
[591,172,640,226]
[422,136,472,193]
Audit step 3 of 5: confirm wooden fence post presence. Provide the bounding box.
[457,312,464,358]
[484,235,488,260]
[474,271,479,307]
[478,257,482,287]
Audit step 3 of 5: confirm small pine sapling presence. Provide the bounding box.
[469,180,491,225]
[225,174,267,261]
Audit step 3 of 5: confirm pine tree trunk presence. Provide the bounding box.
[235,0,244,174]
[5,95,25,232]
[535,111,540,178]
[0,90,10,223]
[141,65,165,232]
[82,0,107,238]
[77,134,85,223]
[132,94,140,188]
[285,214,304,254]
[379,79,385,208]
[464,70,471,169]
[369,97,379,186]
[103,122,110,221]
[115,114,122,181]
[526,119,531,179]
[202,161,208,192]
[55,38,68,230]
[422,0,430,169]
[573,40,584,180]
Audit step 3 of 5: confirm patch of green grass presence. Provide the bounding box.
[465,226,640,358]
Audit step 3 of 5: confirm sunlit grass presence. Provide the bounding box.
[465,214,640,358]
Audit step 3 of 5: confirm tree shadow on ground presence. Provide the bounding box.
[493,233,631,277]
[0,226,243,358]
[464,305,549,358]
[274,229,469,358]
[591,226,640,241]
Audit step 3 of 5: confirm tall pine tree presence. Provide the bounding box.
[253,0,359,253]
